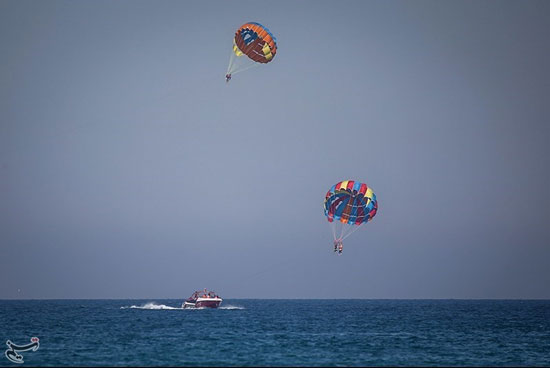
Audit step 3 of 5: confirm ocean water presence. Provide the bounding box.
[1,299,549,366]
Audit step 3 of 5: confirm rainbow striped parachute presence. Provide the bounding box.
[324,180,378,250]
[227,22,277,78]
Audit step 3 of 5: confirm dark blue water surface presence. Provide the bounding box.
[1,299,549,366]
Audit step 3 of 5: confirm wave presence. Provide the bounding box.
[120,302,245,310]
[219,304,245,310]
[121,302,181,310]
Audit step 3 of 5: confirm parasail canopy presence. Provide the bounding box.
[227,22,277,77]
[324,180,378,243]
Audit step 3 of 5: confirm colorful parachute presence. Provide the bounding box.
[226,22,277,78]
[324,180,378,252]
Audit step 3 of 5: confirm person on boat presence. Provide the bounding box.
[225,73,232,82]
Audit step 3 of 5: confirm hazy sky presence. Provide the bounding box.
[1,0,549,299]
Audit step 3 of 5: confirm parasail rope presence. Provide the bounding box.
[227,45,241,75]
[342,222,364,240]
[227,41,263,75]
[328,198,368,242]
[230,61,261,75]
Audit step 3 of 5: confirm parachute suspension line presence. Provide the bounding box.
[330,215,365,242]
[342,222,364,241]
[227,48,236,75]
[339,222,353,240]
[331,220,337,241]
[230,62,261,75]
[227,42,262,75]
[227,46,248,75]
[227,41,241,75]
[329,220,345,241]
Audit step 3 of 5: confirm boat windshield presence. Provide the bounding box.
[189,290,219,299]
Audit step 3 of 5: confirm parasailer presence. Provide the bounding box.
[324,180,378,254]
[226,22,277,81]
[333,239,344,255]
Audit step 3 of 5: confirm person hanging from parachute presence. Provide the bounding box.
[226,22,277,82]
[324,180,378,255]
[333,239,344,255]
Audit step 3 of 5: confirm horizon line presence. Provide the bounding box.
[1,297,549,301]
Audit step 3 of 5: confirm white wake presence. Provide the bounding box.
[121,302,245,310]
[218,304,245,310]
[121,302,181,310]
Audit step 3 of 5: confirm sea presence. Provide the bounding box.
[1,299,549,366]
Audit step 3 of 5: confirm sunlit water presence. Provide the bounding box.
[1,299,549,366]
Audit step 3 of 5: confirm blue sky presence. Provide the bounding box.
[1,0,549,299]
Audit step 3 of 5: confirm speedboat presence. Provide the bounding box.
[182,289,222,309]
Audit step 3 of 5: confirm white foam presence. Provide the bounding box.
[121,302,181,310]
[219,304,245,310]
[120,302,245,310]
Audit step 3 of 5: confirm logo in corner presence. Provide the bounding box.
[5,337,39,364]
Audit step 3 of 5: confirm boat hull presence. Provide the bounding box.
[182,297,222,309]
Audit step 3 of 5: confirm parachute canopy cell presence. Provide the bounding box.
[324,180,378,225]
[233,22,277,63]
